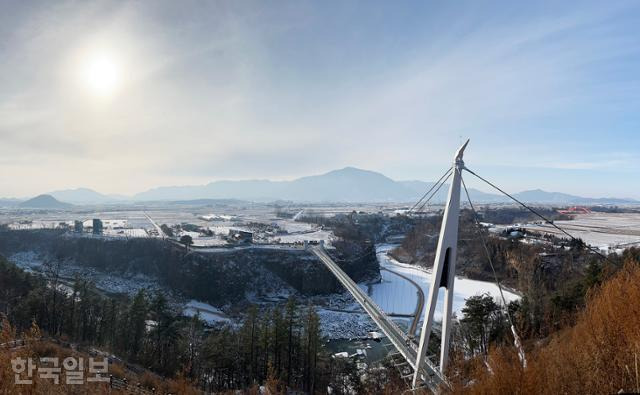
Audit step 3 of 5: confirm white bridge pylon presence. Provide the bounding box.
[310,141,469,392]
[412,139,469,388]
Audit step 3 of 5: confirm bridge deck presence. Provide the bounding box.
[310,246,447,392]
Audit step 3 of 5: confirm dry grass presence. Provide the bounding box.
[454,259,640,394]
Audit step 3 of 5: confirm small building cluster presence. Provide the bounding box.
[71,218,104,235]
[227,229,253,244]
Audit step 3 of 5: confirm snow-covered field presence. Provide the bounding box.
[9,220,73,230]
[89,219,127,228]
[522,213,640,250]
[103,228,149,238]
[271,229,334,245]
[191,237,228,247]
[200,214,236,221]
[275,220,317,233]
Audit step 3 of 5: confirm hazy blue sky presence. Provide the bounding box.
[1,1,639,198]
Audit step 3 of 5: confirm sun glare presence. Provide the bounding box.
[82,52,120,97]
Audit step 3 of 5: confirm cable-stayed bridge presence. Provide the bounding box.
[309,141,473,392]
[308,139,598,392]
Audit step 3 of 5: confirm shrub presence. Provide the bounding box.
[456,259,640,394]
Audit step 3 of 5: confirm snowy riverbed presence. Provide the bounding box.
[319,243,521,340]
[362,244,520,324]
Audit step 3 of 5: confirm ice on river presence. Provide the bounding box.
[361,244,520,323]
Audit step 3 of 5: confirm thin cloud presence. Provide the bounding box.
[0,1,638,196]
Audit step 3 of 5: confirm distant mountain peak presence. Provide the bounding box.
[49,187,118,204]
[321,166,391,179]
[19,194,72,209]
[334,166,368,172]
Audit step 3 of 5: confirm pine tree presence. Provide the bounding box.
[271,306,285,377]
[240,305,259,385]
[285,297,298,386]
[303,304,321,392]
[260,311,271,381]
[127,290,149,360]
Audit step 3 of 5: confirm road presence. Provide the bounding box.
[193,244,306,253]
[380,267,425,338]
[144,213,166,239]
[310,246,446,392]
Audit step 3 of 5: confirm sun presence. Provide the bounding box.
[82,52,121,97]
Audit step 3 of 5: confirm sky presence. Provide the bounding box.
[1,0,639,199]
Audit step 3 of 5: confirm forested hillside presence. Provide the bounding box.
[450,248,640,394]
[0,254,368,393]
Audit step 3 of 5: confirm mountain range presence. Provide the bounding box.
[1,167,637,206]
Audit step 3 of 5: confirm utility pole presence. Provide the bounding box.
[413,139,468,389]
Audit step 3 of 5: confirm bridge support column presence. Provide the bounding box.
[412,140,468,389]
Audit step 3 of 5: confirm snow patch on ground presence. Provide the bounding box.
[9,251,43,273]
[103,228,149,238]
[183,300,232,325]
[9,251,162,296]
[271,229,334,245]
[317,309,377,339]
[191,237,228,247]
[200,214,235,221]
[246,265,298,304]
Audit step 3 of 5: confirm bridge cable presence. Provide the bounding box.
[413,167,453,213]
[414,170,454,214]
[463,167,607,259]
[408,166,453,213]
[460,174,527,368]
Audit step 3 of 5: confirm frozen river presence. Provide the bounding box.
[361,244,520,325]
[326,243,522,360]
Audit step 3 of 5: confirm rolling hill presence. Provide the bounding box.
[18,194,73,209]
[48,188,122,204]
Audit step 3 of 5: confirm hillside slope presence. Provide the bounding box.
[0,327,199,394]
[454,253,640,394]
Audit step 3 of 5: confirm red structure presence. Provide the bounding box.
[558,206,591,215]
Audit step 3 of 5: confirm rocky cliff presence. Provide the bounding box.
[0,230,380,306]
